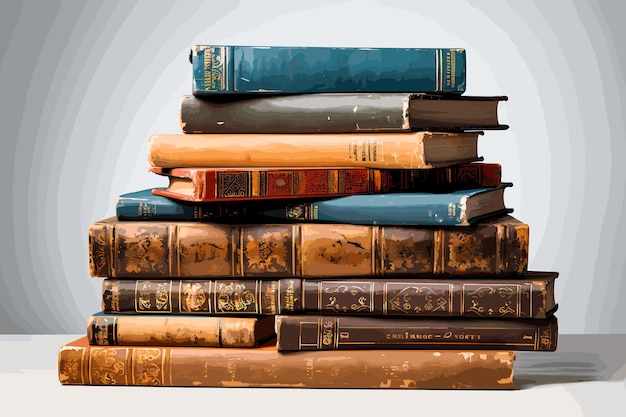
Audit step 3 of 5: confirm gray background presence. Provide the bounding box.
[0,0,624,334]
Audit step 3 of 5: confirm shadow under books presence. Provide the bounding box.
[514,334,626,388]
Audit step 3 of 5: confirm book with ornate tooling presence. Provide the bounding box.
[180,93,508,133]
[89,214,529,278]
[86,312,275,347]
[147,163,502,203]
[101,271,558,319]
[276,314,558,351]
[190,45,466,95]
[147,131,483,169]
[58,337,516,389]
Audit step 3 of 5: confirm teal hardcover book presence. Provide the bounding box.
[191,45,466,95]
[262,184,513,226]
[116,188,254,222]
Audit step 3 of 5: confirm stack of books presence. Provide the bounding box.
[58,45,558,390]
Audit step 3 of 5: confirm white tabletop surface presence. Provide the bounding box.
[1,334,624,417]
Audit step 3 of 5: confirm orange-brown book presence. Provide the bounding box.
[147,131,482,169]
[86,313,275,347]
[58,337,516,389]
[89,215,528,278]
[149,163,502,203]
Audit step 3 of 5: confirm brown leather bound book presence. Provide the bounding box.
[101,271,557,319]
[276,315,558,352]
[86,313,275,347]
[149,163,502,203]
[89,215,528,278]
[179,93,508,134]
[147,131,482,169]
[58,337,516,389]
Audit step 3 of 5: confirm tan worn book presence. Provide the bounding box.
[58,337,516,389]
[86,313,275,347]
[147,131,483,169]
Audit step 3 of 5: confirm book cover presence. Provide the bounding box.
[263,184,513,226]
[180,93,508,133]
[191,45,466,95]
[276,315,558,351]
[116,188,257,222]
[147,131,483,169]
[86,313,275,347]
[89,215,529,278]
[101,271,558,319]
[148,163,502,203]
[58,337,515,389]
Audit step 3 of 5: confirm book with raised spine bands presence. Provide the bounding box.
[101,271,558,319]
[89,215,529,278]
[58,337,516,389]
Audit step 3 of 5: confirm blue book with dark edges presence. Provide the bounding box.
[116,185,511,226]
[190,45,466,95]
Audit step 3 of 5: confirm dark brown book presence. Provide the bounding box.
[86,313,275,347]
[179,93,508,133]
[102,271,557,319]
[58,337,516,389]
[149,163,502,203]
[276,315,558,352]
[89,215,528,278]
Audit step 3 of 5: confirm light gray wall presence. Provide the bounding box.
[1,0,624,334]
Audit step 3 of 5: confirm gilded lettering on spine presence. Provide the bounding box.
[203,46,226,92]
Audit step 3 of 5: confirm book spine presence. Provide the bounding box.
[89,217,528,278]
[269,193,469,226]
[180,94,410,133]
[86,315,274,347]
[58,342,515,388]
[191,46,465,95]
[154,168,382,202]
[276,315,558,351]
[101,279,302,315]
[386,163,502,191]
[300,275,556,319]
[102,273,556,319]
[146,131,481,169]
